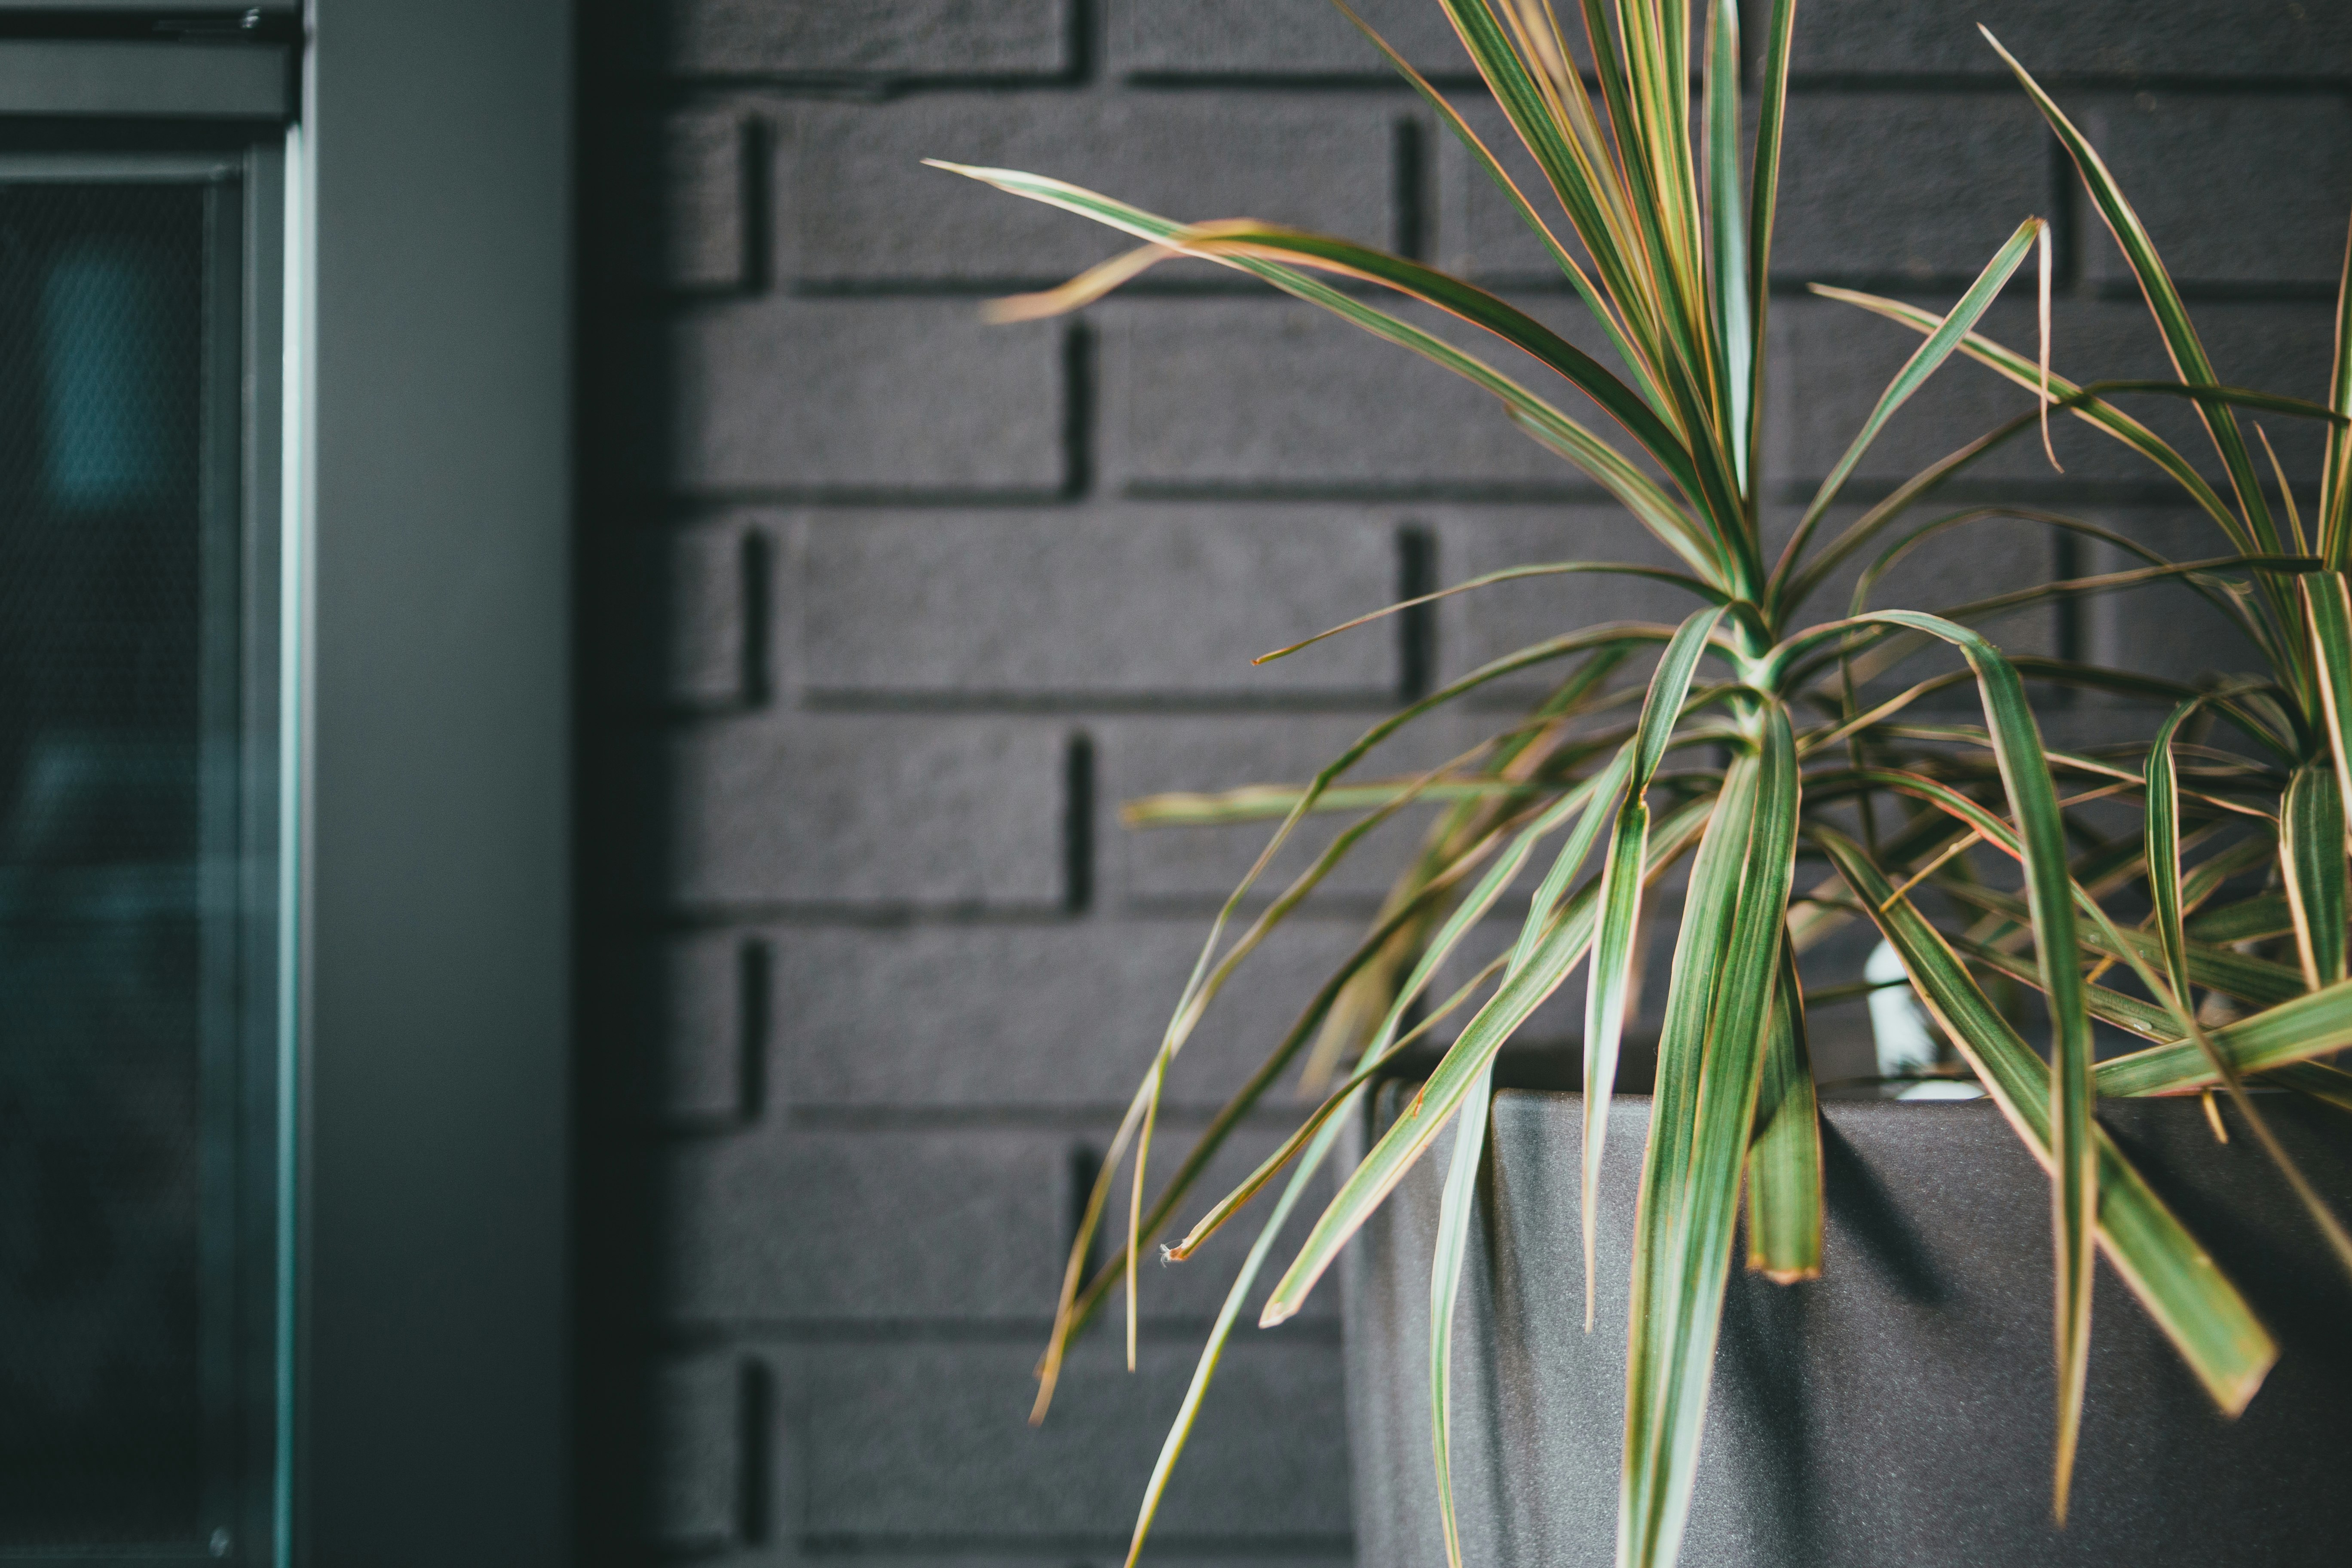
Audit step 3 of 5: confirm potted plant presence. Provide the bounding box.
[935,2,2352,1563]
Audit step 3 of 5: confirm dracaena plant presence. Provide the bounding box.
[930,4,2352,1566]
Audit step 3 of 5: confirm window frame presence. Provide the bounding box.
[0,5,573,1562]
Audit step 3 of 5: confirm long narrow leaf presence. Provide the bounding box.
[1940,880,2304,1010]
[1622,704,1799,1568]
[2281,761,2349,990]
[1173,756,1636,1260]
[1257,560,1724,666]
[1021,220,1705,506]
[1260,793,1719,1325]
[2324,212,2352,567]
[1326,0,1654,391]
[1430,1064,1491,1568]
[1746,0,1795,491]
[2303,573,2352,830]
[1703,0,1749,489]
[1807,289,2271,564]
[1746,940,1822,1282]
[2098,979,2352,1096]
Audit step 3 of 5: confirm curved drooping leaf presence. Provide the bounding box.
[1801,611,2094,1520]
[925,162,1730,585]
[1819,829,2276,1420]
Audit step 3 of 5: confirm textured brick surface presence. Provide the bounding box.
[1107,0,1463,79]
[662,110,751,291]
[1427,505,1700,689]
[653,931,761,1123]
[668,300,1067,495]
[672,0,1073,78]
[660,1123,1341,1324]
[763,917,1369,1109]
[2082,509,2268,684]
[786,95,1405,284]
[794,506,1398,697]
[2078,93,2352,288]
[1788,0,2352,77]
[1102,712,1494,904]
[652,1357,744,1549]
[647,521,757,708]
[1429,97,1582,287]
[799,1339,1350,1539]
[1764,297,2337,488]
[662,715,1070,908]
[1771,93,2050,285]
[1103,297,1617,494]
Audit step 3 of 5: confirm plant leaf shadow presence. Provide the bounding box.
[1821,1116,1948,1307]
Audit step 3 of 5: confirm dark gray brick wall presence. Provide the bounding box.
[577,3,2348,1563]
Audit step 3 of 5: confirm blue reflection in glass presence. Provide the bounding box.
[40,242,175,511]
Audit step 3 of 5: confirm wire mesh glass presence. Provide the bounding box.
[0,178,216,1549]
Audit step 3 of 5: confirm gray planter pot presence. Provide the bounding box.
[1342,1089,2352,1567]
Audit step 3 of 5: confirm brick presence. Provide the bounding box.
[661,1127,1060,1322]
[1109,0,1695,80]
[2079,93,2352,288]
[659,1123,1339,1324]
[1762,297,2337,490]
[793,505,1396,698]
[1787,0,2352,77]
[651,1356,744,1550]
[662,714,1069,909]
[785,94,1403,284]
[661,109,751,291]
[797,1339,1349,1539]
[668,300,1066,496]
[2082,510,2269,686]
[1109,0,1462,78]
[765,917,1368,1110]
[645,520,759,708]
[1101,296,1625,495]
[1427,505,1705,691]
[651,932,761,1123]
[1101,711,1497,904]
[671,0,1072,79]
[1771,93,2049,286]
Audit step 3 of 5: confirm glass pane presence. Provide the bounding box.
[0,181,211,1547]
